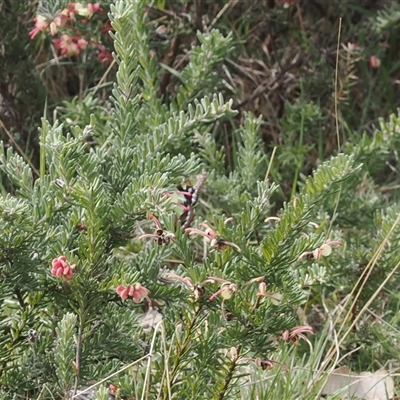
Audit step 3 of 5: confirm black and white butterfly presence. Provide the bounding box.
[177,172,206,229]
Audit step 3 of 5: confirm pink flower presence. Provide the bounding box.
[73,2,101,18]
[130,283,150,303]
[51,255,67,270]
[281,325,314,346]
[298,240,342,261]
[109,384,118,394]
[29,15,49,39]
[138,214,176,245]
[116,285,129,300]
[256,282,282,304]
[66,2,77,20]
[116,283,150,303]
[51,256,76,281]
[77,38,88,50]
[54,34,88,56]
[50,14,68,36]
[29,12,68,40]
[185,222,241,252]
[369,55,381,69]
[209,282,237,301]
[87,3,102,14]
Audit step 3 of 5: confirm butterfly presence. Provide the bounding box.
[177,171,206,230]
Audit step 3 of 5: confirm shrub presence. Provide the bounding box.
[3,0,400,398]
[0,1,364,398]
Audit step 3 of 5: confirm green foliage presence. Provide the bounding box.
[55,93,113,144]
[54,313,77,396]
[346,111,400,177]
[372,2,400,33]
[2,0,400,399]
[172,30,234,108]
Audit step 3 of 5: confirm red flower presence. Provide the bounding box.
[94,43,113,65]
[101,20,114,35]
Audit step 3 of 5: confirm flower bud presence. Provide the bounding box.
[369,55,381,69]
[230,347,238,359]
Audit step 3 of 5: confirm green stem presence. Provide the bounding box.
[215,346,241,400]
[39,112,47,180]
[73,307,86,394]
[163,305,203,398]
[290,83,305,200]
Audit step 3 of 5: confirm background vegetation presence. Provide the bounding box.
[1,0,400,399]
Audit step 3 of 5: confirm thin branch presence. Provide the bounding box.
[73,321,84,395]
[71,354,151,399]
[233,55,303,109]
[334,17,342,150]
[216,346,241,400]
[168,306,203,389]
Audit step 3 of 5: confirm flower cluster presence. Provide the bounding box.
[265,216,343,262]
[116,283,150,304]
[226,326,314,374]
[73,2,102,18]
[29,3,101,40]
[29,13,68,40]
[29,2,112,60]
[163,273,238,303]
[54,34,88,56]
[51,256,76,281]
[163,273,281,310]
